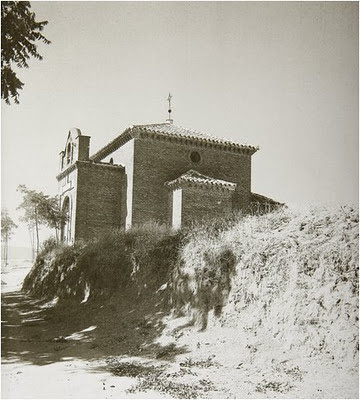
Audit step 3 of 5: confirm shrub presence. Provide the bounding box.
[40,236,58,253]
[22,223,184,303]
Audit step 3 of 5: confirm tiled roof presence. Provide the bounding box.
[165,170,237,191]
[251,192,284,205]
[131,123,258,152]
[90,122,258,162]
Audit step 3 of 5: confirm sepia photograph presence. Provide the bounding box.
[1,1,358,398]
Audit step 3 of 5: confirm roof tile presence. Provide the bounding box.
[131,123,258,151]
[165,170,237,191]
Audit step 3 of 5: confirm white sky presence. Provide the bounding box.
[1,1,358,247]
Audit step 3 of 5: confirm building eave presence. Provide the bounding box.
[56,163,77,181]
[133,125,259,155]
[89,123,259,162]
[165,170,237,192]
[77,160,125,170]
[250,192,285,206]
[166,180,237,191]
[56,160,124,181]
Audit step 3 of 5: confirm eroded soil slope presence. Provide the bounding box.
[2,205,358,398]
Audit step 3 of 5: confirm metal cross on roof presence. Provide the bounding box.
[167,93,172,121]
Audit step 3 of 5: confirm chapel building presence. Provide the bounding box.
[57,119,274,243]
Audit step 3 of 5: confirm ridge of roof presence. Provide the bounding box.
[90,122,259,162]
[131,123,258,151]
[165,169,237,191]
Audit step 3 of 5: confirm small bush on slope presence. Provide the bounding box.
[174,205,358,364]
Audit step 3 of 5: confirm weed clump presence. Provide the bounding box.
[108,361,162,378]
[127,371,214,399]
[255,380,293,394]
[179,356,219,368]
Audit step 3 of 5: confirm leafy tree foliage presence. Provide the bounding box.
[17,185,67,256]
[1,208,18,266]
[40,195,68,241]
[1,1,50,104]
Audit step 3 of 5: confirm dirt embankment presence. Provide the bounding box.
[16,205,359,398]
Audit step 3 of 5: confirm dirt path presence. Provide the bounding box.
[1,264,218,399]
[2,263,358,399]
[1,264,165,399]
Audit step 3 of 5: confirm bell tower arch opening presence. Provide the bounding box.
[66,143,72,165]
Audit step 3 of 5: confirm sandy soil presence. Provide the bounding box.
[2,263,204,399]
[1,264,157,399]
[1,263,358,399]
[156,314,359,399]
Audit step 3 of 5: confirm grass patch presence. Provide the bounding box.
[108,361,163,378]
[255,380,293,394]
[127,373,214,398]
[179,356,219,368]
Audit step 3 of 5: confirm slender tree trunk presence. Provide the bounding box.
[2,237,9,267]
[28,225,35,261]
[35,208,39,255]
[5,235,9,267]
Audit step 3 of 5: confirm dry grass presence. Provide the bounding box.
[174,204,358,365]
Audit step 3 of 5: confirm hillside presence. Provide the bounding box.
[18,205,359,398]
[160,204,359,397]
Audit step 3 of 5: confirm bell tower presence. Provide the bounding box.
[59,128,91,172]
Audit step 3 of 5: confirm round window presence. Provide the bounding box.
[190,151,201,163]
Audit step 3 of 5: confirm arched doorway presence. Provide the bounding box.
[61,197,70,242]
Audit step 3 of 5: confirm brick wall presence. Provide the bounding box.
[181,186,234,226]
[102,139,134,228]
[131,137,252,225]
[75,162,125,240]
[77,135,90,161]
